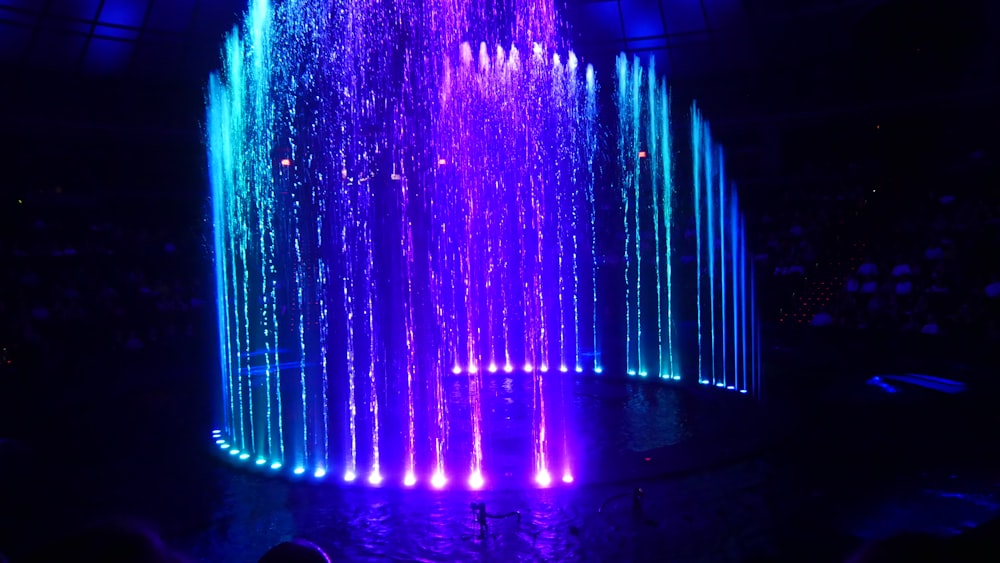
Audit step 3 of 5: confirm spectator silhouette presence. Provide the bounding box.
[258,539,332,563]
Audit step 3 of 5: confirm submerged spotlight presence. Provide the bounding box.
[524,363,533,372]
[540,364,549,373]
[594,367,603,374]
[403,472,417,487]
[488,363,498,373]
[559,365,568,373]
[314,468,327,478]
[229,449,240,455]
[270,462,282,470]
[504,363,513,373]
[451,365,462,375]
[293,467,306,475]
[575,366,583,373]
[344,470,357,482]
[215,439,225,444]
[535,469,552,487]
[212,429,222,435]
[239,453,251,460]
[255,458,267,465]
[368,472,383,485]
[468,365,478,374]
[469,472,485,490]
[562,473,574,483]
[431,471,447,489]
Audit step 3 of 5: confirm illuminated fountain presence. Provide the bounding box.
[208,0,596,489]
[690,103,761,395]
[207,0,760,490]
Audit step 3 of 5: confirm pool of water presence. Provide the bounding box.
[2,340,1000,562]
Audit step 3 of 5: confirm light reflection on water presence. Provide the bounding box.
[191,458,774,562]
[185,379,772,561]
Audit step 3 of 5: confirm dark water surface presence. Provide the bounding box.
[2,338,999,562]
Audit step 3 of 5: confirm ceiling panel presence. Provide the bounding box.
[0,5,39,25]
[97,0,148,28]
[94,23,140,40]
[620,0,665,39]
[83,36,134,73]
[49,0,103,20]
[0,0,36,9]
[661,0,708,34]
[629,37,668,51]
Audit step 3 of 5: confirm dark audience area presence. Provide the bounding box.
[0,191,209,371]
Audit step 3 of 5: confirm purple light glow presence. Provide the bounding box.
[431,472,447,489]
[469,472,485,489]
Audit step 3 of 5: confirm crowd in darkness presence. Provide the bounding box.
[832,187,1000,340]
[750,169,1000,345]
[0,191,210,373]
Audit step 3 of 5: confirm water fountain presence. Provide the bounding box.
[208,0,761,489]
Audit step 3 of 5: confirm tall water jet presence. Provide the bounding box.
[691,103,761,395]
[615,54,676,380]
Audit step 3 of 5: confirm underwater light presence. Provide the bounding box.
[239,453,251,460]
[535,469,552,487]
[293,467,306,475]
[313,468,327,478]
[403,472,417,487]
[451,365,462,374]
[344,470,357,482]
[559,365,568,372]
[469,472,484,490]
[255,458,267,465]
[368,472,383,485]
[431,472,447,489]
[270,462,282,470]
[562,473,574,483]
[503,363,513,373]
[488,363,497,373]
[229,449,240,455]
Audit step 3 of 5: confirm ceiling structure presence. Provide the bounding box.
[0,0,962,78]
[0,0,995,194]
[1,0,995,101]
